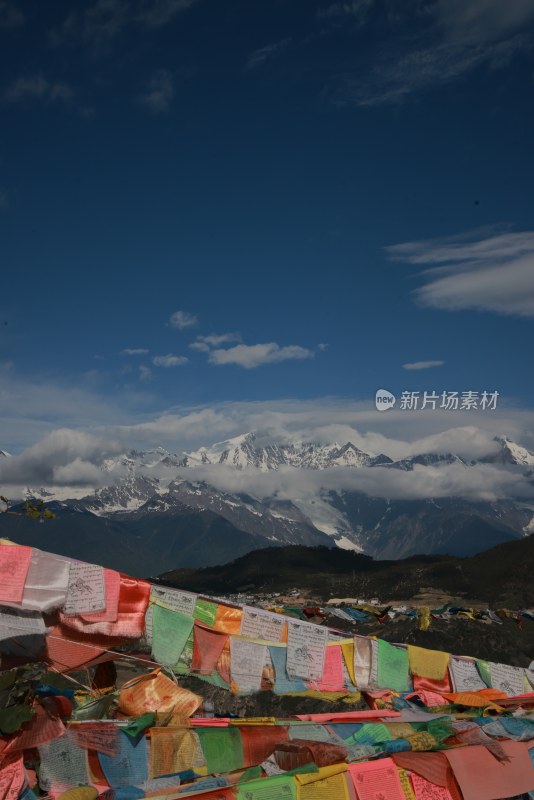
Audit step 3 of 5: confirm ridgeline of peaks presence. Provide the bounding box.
[182,433,392,470]
[1,432,533,576]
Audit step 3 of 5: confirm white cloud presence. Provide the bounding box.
[403,360,445,370]
[83,0,129,40]
[189,459,533,504]
[0,369,140,452]
[49,1,126,48]
[2,366,533,459]
[138,69,174,113]
[317,0,373,23]
[111,401,517,458]
[436,0,534,44]
[2,385,534,498]
[195,332,242,347]
[340,35,530,106]
[208,342,315,369]
[52,457,105,485]
[119,408,236,442]
[168,310,198,329]
[388,229,534,317]
[121,348,149,355]
[189,341,210,353]
[247,38,291,69]
[136,0,200,27]
[0,1,24,28]
[139,365,152,381]
[331,0,533,106]
[152,353,189,367]
[49,0,201,48]
[318,343,329,351]
[190,333,242,353]
[4,75,74,103]
[0,429,121,487]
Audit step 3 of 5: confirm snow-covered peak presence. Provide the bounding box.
[182,436,381,471]
[185,432,256,466]
[495,436,534,467]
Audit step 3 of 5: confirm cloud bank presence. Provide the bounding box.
[187,459,533,505]
[168,310,198,329]
[208,343,314,369]
[331,0,534,106]
[0,429,122,488]
[152,353,188,367]
[388,229,534,318]
[138,69,174,113]
[1,421,532,506]
[403,360,445,370]
[4,75,74,103]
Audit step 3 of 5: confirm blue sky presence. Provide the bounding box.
[1,0,534,459]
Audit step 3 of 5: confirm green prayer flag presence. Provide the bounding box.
[348,722,392,747]
[239,766,263,782]
[151,605,194,667]
[236,774,296,799]
[175,628,195,674]
[194,598,219,626]
[122,713,155,738]
[197,727,244,774]
[377,640,411,693]
[476,659,491,687]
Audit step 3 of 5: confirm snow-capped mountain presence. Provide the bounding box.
[183,432,392,470]
[484,436,534,468]
[384,452,467,471]
[2,432,533,573]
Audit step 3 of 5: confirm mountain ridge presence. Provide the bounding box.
[159,535,534,608]
[1,431,533,571]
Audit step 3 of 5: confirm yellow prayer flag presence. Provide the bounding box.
[341,640,357,686]
[407,645,450,680]
[295,764,348,785]
[384,722,416,739]
[397,768,416,800]
[406,731,437,751]
[296,765,349,799]
[296,772,349,800]
[418,607,431,631]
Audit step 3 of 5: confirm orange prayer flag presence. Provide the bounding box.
[213,604,243,635]
[119,669,202,717]
[442,688,507,707]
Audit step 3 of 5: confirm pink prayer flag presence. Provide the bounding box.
[393,752,451,788]
[411,772,455,800]
[296,710,400,722]
[444,741,534,800]
[0,545,32,603]
[313,645,346,692]
[349,756,405,800]
[0,753,25,800]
